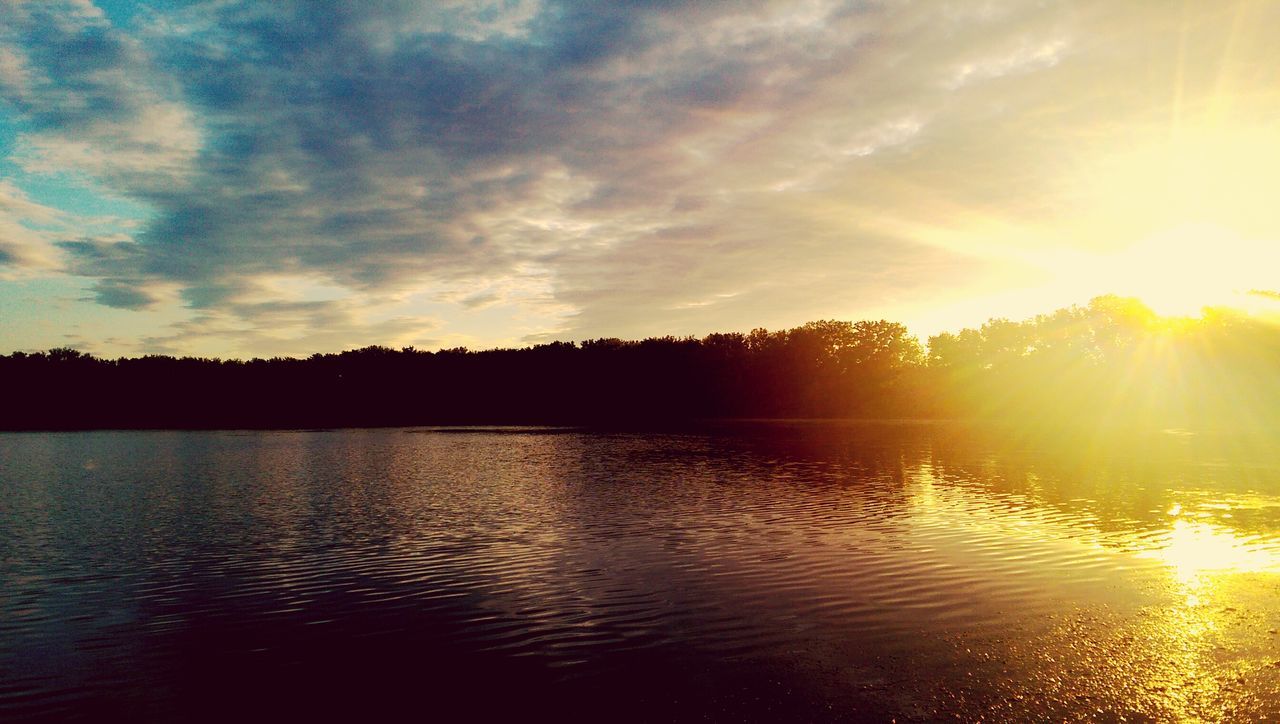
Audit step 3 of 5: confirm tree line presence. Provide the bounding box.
[2,296,1277,430]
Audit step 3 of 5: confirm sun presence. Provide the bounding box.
[1107,223,1274,318]
[900,118,1280,333]
[1057,122,1280,319]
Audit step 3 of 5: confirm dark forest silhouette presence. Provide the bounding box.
[3,295,1278,430]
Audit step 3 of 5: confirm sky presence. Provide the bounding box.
[2,0,1279,358]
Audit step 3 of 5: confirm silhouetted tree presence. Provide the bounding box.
[2,297,1276,430]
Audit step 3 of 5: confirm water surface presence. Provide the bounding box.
[3,422,1280,720]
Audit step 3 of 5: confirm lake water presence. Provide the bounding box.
[3,422,1280,721]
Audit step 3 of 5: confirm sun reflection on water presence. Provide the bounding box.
[1133,524,1265,714]
[903,461,1280,718]
[1105,501,1280,718]
[1142,516,1280,587]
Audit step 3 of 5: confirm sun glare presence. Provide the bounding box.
[1144,517,1280,587]
[1108,224,1275,318]
[1052,122,1280,320]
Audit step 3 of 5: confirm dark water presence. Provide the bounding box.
[3,422,1280,721]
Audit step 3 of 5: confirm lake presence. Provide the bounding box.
[3,422,1280,721]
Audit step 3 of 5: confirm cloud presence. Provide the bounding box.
[0,180,65,273]
[0,179,61,224]
[88,279,155,310]
[1,1,201,192]
[137,296,443,359]
[4,0,1277,355]
[0,45,31,92]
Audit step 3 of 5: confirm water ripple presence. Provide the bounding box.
[2,424,1280,720]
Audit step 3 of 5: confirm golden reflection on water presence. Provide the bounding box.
[904,451,1280,720]
[1133,505,1280,716]
[1144,515,1280,587]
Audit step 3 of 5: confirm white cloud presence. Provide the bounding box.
[0,45,30,91]
[0,180,66,273]
[17,99,201,188]
[947,37,1071,89]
